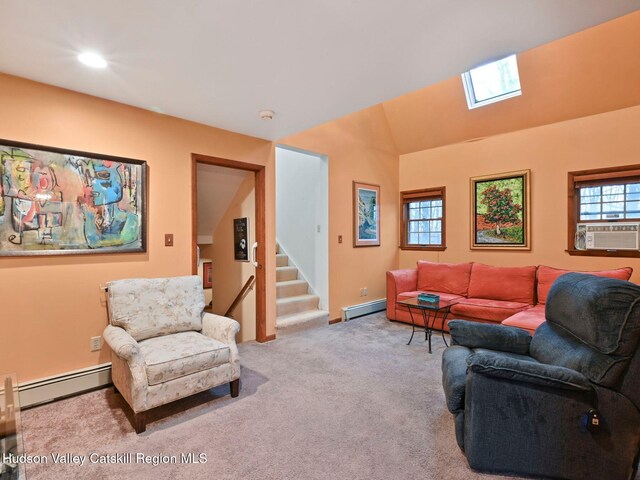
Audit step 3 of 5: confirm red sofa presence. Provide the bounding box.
[386,261,633,334]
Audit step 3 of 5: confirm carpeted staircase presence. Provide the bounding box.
[276,244,329,332]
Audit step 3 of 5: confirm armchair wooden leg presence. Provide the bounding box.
[230,379,240,398]
[133,411,146,434]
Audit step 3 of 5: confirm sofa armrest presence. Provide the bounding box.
[461,363,632,479]
[467,350,592,391]
[103,324,143,365]
[202,313,240,344]
[104,325,148,412]
[386,269,418,295]
[449,319,532,355]
[386,269,418,320]
[202,313,241,379]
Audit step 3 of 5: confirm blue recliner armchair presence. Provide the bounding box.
[441,272,640,479]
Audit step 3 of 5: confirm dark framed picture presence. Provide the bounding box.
[0,139,147,256]
[353,181,380,247]
[202,261,213,288]
[470,169,530,250]
[234,217,249,261]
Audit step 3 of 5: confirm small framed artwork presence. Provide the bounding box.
[202,261,213,288]
[470,169,530,250]
[0,138,147,256]
[233,217,249,261]
[353,181,380,247]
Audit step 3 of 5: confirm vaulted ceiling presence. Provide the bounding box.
[0,1,638,141]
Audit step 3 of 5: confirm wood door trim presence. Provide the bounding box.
[191,153,269,343]
[255,167,267,342]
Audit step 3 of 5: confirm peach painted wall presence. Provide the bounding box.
[399,104,640,281]
[0,73,276,383]
[383,10,640,155]
[203,174,257,342]
[279,105,399,320]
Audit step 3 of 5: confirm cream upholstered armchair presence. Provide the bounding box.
[103,275,240,433]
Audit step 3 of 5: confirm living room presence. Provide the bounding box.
[2,3,640,480]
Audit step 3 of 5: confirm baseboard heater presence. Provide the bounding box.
[341,299,386,321]
[18,363,112,408]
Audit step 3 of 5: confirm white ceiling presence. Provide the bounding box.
[0,1,638,141]
[197,163,250,240]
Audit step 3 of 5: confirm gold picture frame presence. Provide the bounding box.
[470,169,530,250]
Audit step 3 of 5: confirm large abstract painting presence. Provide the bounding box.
[0,140,146,256]
[470,169,530,250]
[353,181,380,247]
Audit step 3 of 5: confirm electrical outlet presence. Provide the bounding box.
[363,287,368,296]
[90,336,102,352]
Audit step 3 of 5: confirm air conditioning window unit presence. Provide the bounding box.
[578,222,640,250]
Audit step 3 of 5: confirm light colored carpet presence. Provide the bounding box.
[21,313,519,480]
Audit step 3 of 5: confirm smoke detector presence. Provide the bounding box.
[259,109,275,120]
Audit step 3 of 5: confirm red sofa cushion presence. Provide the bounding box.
[467,263,536,304]
[501,304,545,333]
[536,265,633,304]
[451,298,532,322]
[417,261,473,296]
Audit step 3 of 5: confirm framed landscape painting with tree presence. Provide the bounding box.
[470,169,530,250]
[353,181,380,247]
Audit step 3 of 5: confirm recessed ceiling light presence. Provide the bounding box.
[78,52,107,69]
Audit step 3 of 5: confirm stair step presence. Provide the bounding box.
[276,310,330,332]
[276,253,289,267]
[276,294,319,317]
[276,266,298,282]
[276,279,309,299]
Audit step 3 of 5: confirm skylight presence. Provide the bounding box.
[462,54,521,109]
